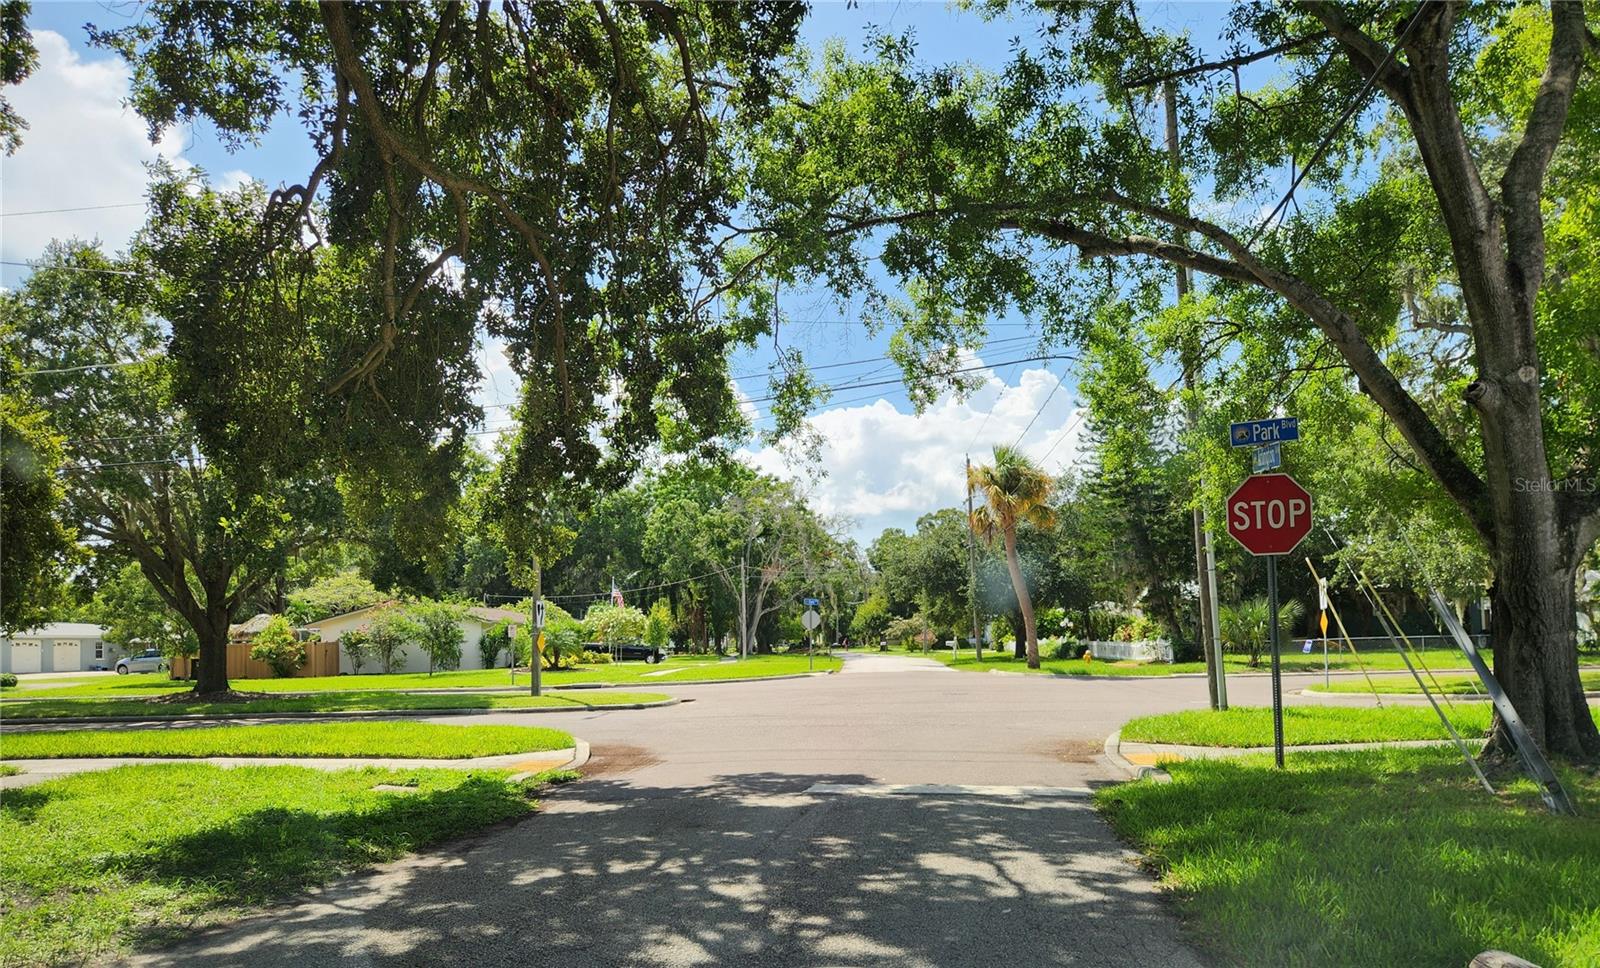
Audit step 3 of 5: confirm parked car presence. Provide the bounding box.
[610,642,667,664]
[115,648,166,675]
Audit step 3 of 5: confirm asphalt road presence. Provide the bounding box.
[119,654,1351,967]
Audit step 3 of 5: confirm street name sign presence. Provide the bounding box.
[1230,417,1300,448]
[1251,441,1282,473]
[1225,473,1313,556]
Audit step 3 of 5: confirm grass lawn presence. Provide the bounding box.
[1120,704,1493,747]
[1315,669,1600,695]
[5,653,835,699]
[926,647,1500,677]
[1096,747,1600,967]
[0,764,17,776]
[0,763,574,967]
[0,722,574,760]
[0,689,669,720]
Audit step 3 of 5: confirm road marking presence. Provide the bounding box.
[804,782,1093,799]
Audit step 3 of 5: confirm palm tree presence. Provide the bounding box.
[969,445,1056,669]
[1219,595,1305,667]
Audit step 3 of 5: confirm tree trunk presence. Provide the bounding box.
[1003,528,1040,669]
[193,605,231,695]
[1484,535,1600,760]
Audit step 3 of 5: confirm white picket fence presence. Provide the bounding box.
[1084,639,1173,663]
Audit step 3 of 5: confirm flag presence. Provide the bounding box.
[611,581,624,607]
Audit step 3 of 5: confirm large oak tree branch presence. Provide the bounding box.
[1501,0,1590,313]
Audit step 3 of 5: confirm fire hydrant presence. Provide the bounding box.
[1082,648,1093,670]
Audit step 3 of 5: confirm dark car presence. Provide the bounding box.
[604,642,667,664]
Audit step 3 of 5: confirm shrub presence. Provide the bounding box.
[0,672,17,687]
[1112,614,1164,642]
[340,628,373,674]
[248,616,305,678]
[404,599,468,675]
[579,649,614,665]
[364,608,412,674]
[480,621,512,669]
[1049,637,1084,661]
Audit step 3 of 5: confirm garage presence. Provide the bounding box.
[11,641,41,674]
[52,641,81,672]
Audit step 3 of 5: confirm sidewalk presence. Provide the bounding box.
[0,743,585,790]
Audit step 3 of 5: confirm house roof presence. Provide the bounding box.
[303,601,399,627]
[228,614,277,638]
[468,606,528,626]
[7,622,107,639]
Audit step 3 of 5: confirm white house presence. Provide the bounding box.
[1,623,115,675]
[306,604,528,675]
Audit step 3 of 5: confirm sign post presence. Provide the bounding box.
[1317,578,1330,688]
[531,597,547,698]
[801,606,822,671]
[1225,470,1313,769]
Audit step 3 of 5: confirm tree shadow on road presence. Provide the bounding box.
[129,768,1202,968]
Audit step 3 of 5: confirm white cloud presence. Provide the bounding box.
[742,361,1090,543]
[0,31,193,264]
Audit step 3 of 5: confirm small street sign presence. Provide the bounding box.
[801,609,822,631]
[1225,473,1313,557]
[802,597,820,607]
[1251,441,1282,473]
[1230,416,1300,448]
[534,599,546,629]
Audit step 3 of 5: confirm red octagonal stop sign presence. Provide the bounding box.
[1225,473,1313,556]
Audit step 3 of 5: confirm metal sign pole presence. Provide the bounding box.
[1267,554,1284,768]
[531,597,544,698]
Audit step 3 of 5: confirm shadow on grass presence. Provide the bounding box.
[1094,748,1600,967]
[122,767,1201,968]
[0,765,543,966]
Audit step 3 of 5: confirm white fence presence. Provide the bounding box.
[1084,639,1173,663]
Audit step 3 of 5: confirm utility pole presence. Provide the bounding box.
[964,454,983,663]
[739,553,748,660]
[1164,81,1225,710]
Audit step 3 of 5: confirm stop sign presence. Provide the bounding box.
[1225,473,1313,556]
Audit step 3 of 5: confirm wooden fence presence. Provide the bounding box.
[170,641,340,680]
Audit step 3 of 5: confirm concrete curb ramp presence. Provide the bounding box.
[0,740,591,790]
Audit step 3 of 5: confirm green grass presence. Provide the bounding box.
[0,763,575,967]
[0,764,17,776]
[926,646,1502,677]
[1119,704,1493,747]
[1096,747,1600,967]
[0,689,669,720]
[1315,669,1600,695]
[0,722,574,760]
[6,653,835,698]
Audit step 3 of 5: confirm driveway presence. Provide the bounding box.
[119,654,1281,966]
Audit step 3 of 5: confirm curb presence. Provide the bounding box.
[542,670,837,689]
[1298,687,1600,701]
[0,697,681,726]
[508,738,590,783]
[1103,730,1172,783]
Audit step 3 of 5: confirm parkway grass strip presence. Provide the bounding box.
[0,722,574,760]
[1119,704,1493,747]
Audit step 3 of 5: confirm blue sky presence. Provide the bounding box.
[2,1,1238,544]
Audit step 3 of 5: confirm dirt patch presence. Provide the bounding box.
[1027,738,1103,764]
[147,689,283,704]
[582,743,663,777]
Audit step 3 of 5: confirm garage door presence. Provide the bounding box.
[10,641,40,674]
[52,642,80,672]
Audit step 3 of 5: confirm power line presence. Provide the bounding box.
[1245,10,1424,247]
[1040,406,1088,466]
[0,202,147,218]
[739,353,1074,406]
[1009,362,1066,449]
